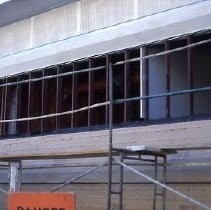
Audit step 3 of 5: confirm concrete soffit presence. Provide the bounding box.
[0,1,211,77]
[0,0,76,28]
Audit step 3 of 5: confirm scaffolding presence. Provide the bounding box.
[0,35,211,210]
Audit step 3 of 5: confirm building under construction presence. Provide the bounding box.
[0,0,211,209]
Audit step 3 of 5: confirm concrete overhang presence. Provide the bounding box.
[0,0,211,77]
[0,0,76,28]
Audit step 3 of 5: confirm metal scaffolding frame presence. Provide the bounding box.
[0,35,211,209]
[111,148,168,210]
[106,62,211,210]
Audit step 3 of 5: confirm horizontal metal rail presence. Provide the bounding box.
[114,158,211,210]
[0,65,106,88]
[0,86,211,123]
[50,160,108,192]
[5,161,211,171]
[0,101,109,123]
[114,38,211,66]
[0,187,8,195]
[115,86,211,104]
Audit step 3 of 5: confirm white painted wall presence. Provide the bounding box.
[148,42,211,120]
[148,46,166,120]
[0,0,201,57]
[193,45,211,114]
[170,50,190,118]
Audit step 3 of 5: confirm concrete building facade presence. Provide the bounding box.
[0,0,211,209]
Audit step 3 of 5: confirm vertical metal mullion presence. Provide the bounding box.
[107,63,113,210]
[3,77,8,135]
[56,66,62,131]
[145,47,149,121]
[27,73,31,135]
[106,55,110,125]
[16,76,20,135]
[0,80,5,135]
[119,153,124,210]
[187,36,194,116]
[72,63,77,128]
[153,156,158,210]
[56,67,59,131]
[13,76,18,136]
[140,47,147,119]
[88,58,93,127]
[162,156,167,210]
[165,41,170,118]
[124,51,130,123]
[71,65,74,128]
[41,70,45,132]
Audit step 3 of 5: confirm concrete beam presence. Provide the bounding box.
[0,116,210,160]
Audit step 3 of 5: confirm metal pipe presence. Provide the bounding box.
[50,160,107,192]
[163,156,167,210]
[0,66,106,88]
[107,63,113,210]
[153,156,158,210]
[114,38,211,66]
[0,101,109,123]
[1,85,211,123]
[0,187,8,195]
[115,86,211,104]
[119,153,124,210]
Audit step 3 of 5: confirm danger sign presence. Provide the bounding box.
[7,192,75,210]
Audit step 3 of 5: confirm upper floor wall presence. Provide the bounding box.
[0,0,204,57]
[0,0,210,77]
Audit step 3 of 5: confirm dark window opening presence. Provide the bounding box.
[74,60,89,127]
[58,64,73,130]
[43,67,57,133]
[127,49,140,121]
[110,52,125,124]
[5,76,18,136]
[1,32,210,138]
[90,56,107,126]
[17,73,29,135]
[192,33,211,115]
[0,79,5,136]
[29,71,42,135]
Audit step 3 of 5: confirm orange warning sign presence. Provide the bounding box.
[7,192,75,210]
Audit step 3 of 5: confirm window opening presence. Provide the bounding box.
[110,52,125,124]
[17,73,29,136]
[29,71,42,135]
[74,60,89,127]
[90,56,107,126]
[43,67,57,133]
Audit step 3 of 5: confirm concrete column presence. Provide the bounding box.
[8,87,18,135]
[9,161,22,192]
